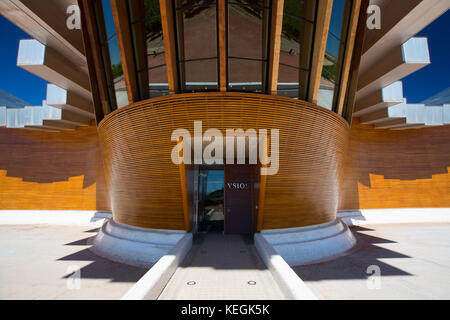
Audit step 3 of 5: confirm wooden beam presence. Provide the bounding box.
[257,136,269,231]
[0,0,87,72]
[78,0,110,123]
[218,0,227,92]
[267,0,284,95]
[160,0,179,94]
[308,0,333,104]
[343,0,370,123]
[110,0,139,104]
[336,0,362,115]
[177,137,191,231]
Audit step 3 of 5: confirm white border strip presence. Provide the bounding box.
[0,210,112,226]
[254,233,318,300]
[338,208,450,226]
[122,233,193,300]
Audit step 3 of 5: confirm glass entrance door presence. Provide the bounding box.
[197,168,224,233]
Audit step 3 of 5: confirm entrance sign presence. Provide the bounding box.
[226,182,250,190]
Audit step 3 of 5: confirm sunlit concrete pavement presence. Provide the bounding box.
[0,225,147,299]
[294,223,450,300]
[158,233,285,300]
[1,223,450,300]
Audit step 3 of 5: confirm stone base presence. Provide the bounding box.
[89,219,187,268]
[260,219,356,266]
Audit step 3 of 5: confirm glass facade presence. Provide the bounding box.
[278,0,317,99]
[317,0,352,110]
[89,0,357,120]
[227,0,271,92]
[174,0,219,92]
[94,0,129,110]
[129,0,168,98]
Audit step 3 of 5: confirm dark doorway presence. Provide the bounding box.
[224,164,254,234]
[197,167,224,233]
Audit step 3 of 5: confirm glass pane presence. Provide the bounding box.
[147,65,169,97]
[278,0,316,98]
[143,0,162,20]
[228,3,268,60]
[323,36,340,83]
[278,64,298,86]
[228,58,264,92]
[146,15,166,70]
[182,59,218,91]
[175,0,216,9]
[317,86,334,110]
[107,36,128,109]
[284,0,316,21]
[318,0,351,110]
[328,0,347,40]
[101,0,116,39]
[129,0,167,99]
[277,64,298,98]
[177,5,217,60]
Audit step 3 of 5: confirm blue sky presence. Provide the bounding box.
[402,10,450,103]
[0,8,448,105]
[0,14,47,105]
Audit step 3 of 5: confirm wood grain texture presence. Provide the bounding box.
[98,92,349,230]
[111,0,140,103]
[267,0,284,95]
[308,0,333,104]
[336,0,361,115]
[218,0,227,92]
[159,0,179,94]
[342,0,369,123]
[0,125,110,211]
[339,119,450,209]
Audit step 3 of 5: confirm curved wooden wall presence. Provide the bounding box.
[98,92,349,230]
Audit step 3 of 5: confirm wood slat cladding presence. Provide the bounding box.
[98,92,349,230]
[340,120,450,210]
[0,125,110,211]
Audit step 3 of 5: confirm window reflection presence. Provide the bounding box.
[227,0,270,92]
[96,0,129,109]
[318,0,352,110]
[278,0,316,99]
[175,0,218,92]
[129,0,169,98]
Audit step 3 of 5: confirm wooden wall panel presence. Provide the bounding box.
[340,119,450,209]
[0,125,110,211]
[98,92,349,230]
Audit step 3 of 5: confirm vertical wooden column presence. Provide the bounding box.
[336,0,362,115]
[257,135,269,231]
[160,0,179,94]
[218,0,227,92]
[343,0,370,123]
[267,0,284,95]
[111,0,140,104]
[78,0,111,122]
[308,0,333,104]
[177,137,191,231]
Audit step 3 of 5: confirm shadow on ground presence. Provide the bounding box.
[58,228,148,282]
[293,226,413,281]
